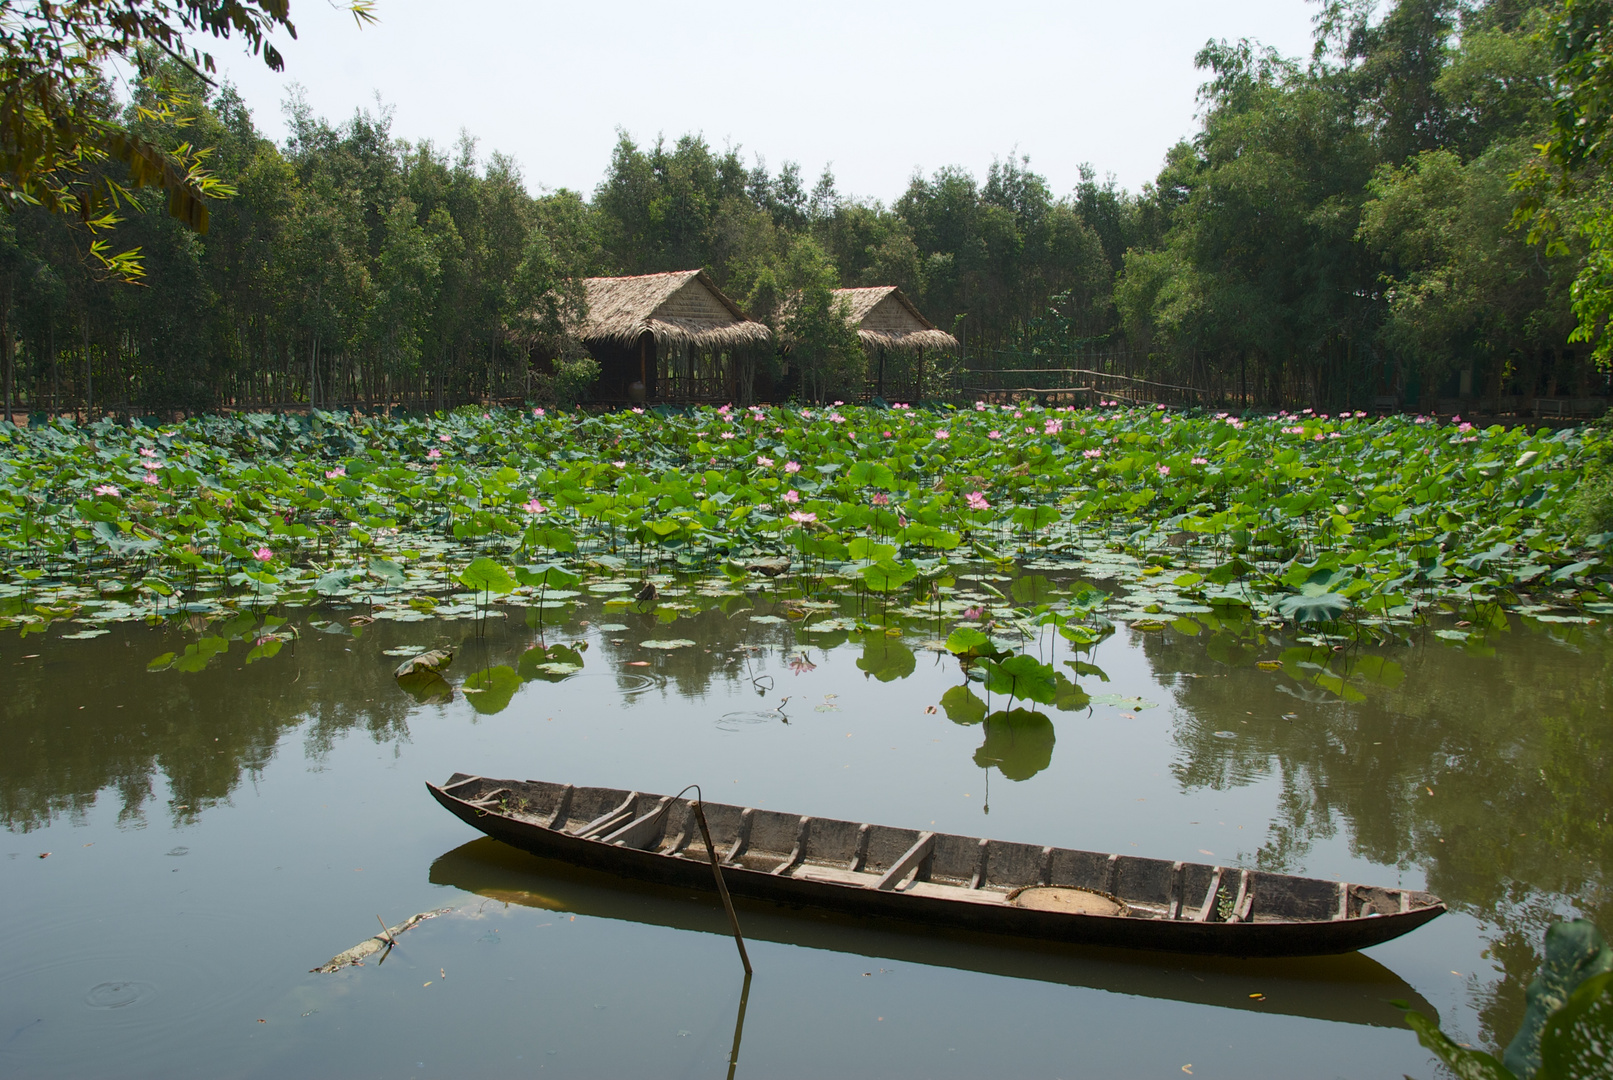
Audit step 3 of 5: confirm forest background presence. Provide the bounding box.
[1,0,1608,416]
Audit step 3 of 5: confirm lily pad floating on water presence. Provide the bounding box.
[394,649,453,679]
[640,639,696,650]
[594,623,629,633]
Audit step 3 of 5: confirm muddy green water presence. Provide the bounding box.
[2,587,1609,1079]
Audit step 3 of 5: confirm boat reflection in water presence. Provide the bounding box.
[429,838,1436,1031]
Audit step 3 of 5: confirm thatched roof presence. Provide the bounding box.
[834,286,958,351]
[574,270,770,350]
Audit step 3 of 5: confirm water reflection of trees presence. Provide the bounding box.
[0,591,850,835]
[1,617,438,833]
[1142,617,1613,1047]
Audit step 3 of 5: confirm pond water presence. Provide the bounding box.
[2,580,1608,1079]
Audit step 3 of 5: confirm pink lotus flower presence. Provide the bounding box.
[1458,422,1473,433]
[438,433,452,442]
[1156,404,1166,411]
[757,455,774,467]
[883,430,893,438]
[720,431,735,440]
[783,490,800,504]
[631,407,644,414]
[613,460,626,467]
[784,461,801,474]
[142,472,159,485]
[788,652,817,674]
[1191,457,1208,465]
[974,401,988,411]
[483,412,491,419]
[253,546,272,562]
[94,484,119,497]
[427,448,441,459]
[872,492,890,505]
[1044,419,1062,435]
[325,466,345,479]
[1082,448,1102,459]
[965,491,990,511]
[1157,464,1170,476]
[521,499,545,515]
[139,448,157,457]
[935,429,950,440]
[788,510,817,524]
[962,605,985,620]
[988,430,1001,439]
[533,407,546,417]
[833,400,844,407]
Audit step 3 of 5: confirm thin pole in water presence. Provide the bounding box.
[726,969,753,1080]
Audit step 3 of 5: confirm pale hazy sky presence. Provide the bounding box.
[207,0,1319,203]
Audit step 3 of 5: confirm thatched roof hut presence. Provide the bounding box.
[576,270,770,351]
[833,286,957,351]
[570,270,770,402]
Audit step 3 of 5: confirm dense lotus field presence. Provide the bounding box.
[0,401,1609,661]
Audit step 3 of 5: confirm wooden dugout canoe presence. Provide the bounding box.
[428,775,1446,958]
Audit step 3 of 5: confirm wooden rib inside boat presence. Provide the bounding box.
[429,775,1445,958]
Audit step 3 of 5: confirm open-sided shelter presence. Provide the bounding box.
[833,286,958,400]
[572,271,771,403]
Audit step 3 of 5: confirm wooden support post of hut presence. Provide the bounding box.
[569,271,771,404]
[832,287,957,403]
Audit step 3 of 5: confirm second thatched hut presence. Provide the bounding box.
[570,270,771,403]
[832,286,958,400]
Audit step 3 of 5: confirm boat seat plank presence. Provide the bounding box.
[771,817,812,876]
[574,792,638,839]
[1335,882,1351,921]
[723,808,756,865]
[1193,867,1225,923]
[603,797,673,849]
[875,832,936,892]
[1228,869,1253,923]
[1167,861,1185,920]
[847,823,872,873]
[968,838,990,889]
[543,785,575,830]
[661,802,696,854]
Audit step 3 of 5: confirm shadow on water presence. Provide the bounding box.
[429,836,1437,1030]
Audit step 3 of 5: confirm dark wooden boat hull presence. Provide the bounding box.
[432,837,1443,1028]
[428,776,1445,958]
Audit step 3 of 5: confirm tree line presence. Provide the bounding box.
[0,0,1607,416]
